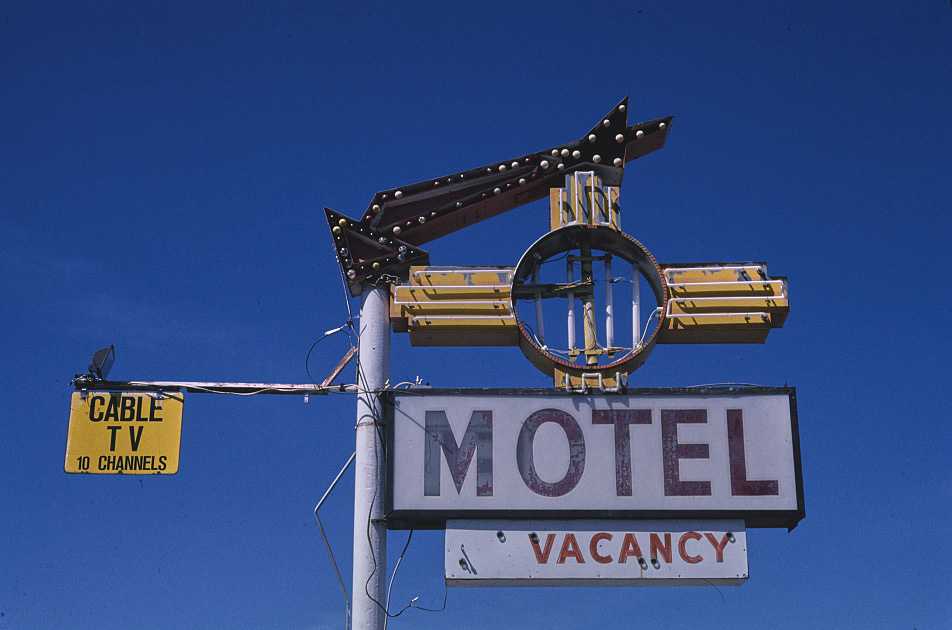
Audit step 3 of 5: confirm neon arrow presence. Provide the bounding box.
[326,98,672,295]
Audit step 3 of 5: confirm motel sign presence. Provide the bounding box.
[322,98,799,600]
[387,388,803,531]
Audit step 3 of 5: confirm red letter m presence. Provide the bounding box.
[424,410,493,496]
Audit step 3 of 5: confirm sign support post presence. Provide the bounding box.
[352,285,389,630]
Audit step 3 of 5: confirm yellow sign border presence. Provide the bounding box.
[65,391,183,474]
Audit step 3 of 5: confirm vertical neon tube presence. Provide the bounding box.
[567,258,576,352]
[632,263,641,348]
[605,255,614,349]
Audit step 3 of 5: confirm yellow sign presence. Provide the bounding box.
[65,391,183,474]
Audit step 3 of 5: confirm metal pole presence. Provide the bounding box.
[353,285,389,630]
[580,242,598,365]
[315,451,356,630]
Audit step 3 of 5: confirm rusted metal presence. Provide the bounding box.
[657,263,789,344]
[365,109,790,389]
[512,224,669,387]
[321,346,357,388]
[386,388,804,530]
[75,380,340,395]
[390,266,519,346]
[326,98,672,295]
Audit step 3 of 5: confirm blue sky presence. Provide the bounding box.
[2,1,950,628]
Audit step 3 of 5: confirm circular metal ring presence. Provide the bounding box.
[511,225,668,381]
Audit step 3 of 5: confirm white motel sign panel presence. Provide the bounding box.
[65,391,183,474]
[445,519,748,586]
[387,388,803,530]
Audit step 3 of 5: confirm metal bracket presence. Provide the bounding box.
[314,451,356,630]
[561,371,628,393]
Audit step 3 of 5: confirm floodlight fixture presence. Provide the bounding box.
[88,345,115,380]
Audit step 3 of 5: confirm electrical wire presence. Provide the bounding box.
[308,243,358,388]
[305,322,356,387]
[355,339,392,618]
[354,335,445,623]
[519,322,574,361]
[518,293,655,364]
[538,251,569,265]
[382,530,415,630]
[105,390,186,404]
[638,307,663,348]
[685,383,768,389]
[173,385,304,396]
[406,584,447,613]
[335,249,356,324]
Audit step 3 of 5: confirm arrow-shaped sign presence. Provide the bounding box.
[326,98,672,295]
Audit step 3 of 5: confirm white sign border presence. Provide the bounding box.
[445,518,749,587]
[385,387,803,530]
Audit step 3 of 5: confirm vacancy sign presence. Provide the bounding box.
[387,388,803,529]
[446,519,747,586]
[65,391,183,474]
